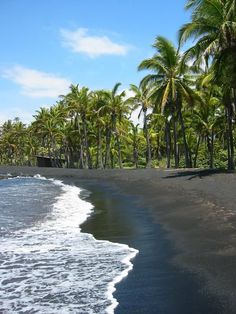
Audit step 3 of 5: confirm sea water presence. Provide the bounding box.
[0,176,138,314]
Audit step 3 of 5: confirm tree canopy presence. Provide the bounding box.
[1,0,235,170]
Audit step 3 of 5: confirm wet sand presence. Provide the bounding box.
[1,166,236,313]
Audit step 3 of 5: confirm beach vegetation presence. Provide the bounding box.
[0,0,235,170]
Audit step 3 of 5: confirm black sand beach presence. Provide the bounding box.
[1,166,236,313]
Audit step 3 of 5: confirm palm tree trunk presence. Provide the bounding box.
[115,129,122,169]
[47,138,54,167]
[111,113,122,169]
[79,146,84,169]
[194,135,201,168]
[51,138,58,167]
[210,130,214,168]
[207,133,214,169]
[111,150,114,168]
[96,126,104,169]
[173,117,179,168]
[79,139,84,169]
[69,149,74,168]
[178,109,191,168]
[165,120,171,168]
[132,127,138,168]
[224,91,235,170]
[143,109,152,168]
[75,115,84,169]
[65,146,70,168]
[82,116,89,169]
[156,132,162,161]
[133,146,138,168]
[226,104,235,170]
[104,126,111,168]
[116,135,122,168]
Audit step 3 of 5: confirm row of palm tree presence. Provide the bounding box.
[0,0,235,169]
[30,83,133,169]
[180,0,236,169]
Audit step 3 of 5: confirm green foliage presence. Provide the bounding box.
[0,1,235,169]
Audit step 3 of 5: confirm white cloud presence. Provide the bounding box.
[130,107,142,126]
[123,88,135,100]
[120,88,141,126]
[2,66,71,98]
[0,112,10,124]
[121,88,153,126]
[61,28,129,58]
[0,108,33,125]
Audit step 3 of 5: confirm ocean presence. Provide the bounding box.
[0,176,138,314]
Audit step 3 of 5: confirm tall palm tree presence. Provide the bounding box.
[128,84,153,167]
[90,89,109,169]
[0,119,29,165]
[194,95,223,168]
[179,0,236,169]
[32,106,65,166]
[105,83,128,168]
[62,86,84,168]
[149,113,166,163]
[62,84,92,169]
[138,36,198,168]
[32,107,52,156]
[129,123,140,168]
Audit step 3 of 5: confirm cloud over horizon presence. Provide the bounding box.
[2,66,71,98]
[60,28,129,58]
[0,108,33,124]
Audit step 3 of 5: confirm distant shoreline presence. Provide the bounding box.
[1,166,236,312]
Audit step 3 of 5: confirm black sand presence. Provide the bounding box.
[1,166,236,313]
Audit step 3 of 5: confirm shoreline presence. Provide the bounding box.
[1,166,236,312]
[79,178,223,313]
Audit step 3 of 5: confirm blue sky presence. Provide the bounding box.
[0,0,190,124]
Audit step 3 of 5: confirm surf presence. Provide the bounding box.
[0,176,138,313]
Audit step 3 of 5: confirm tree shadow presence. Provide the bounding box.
[163,168,234,180]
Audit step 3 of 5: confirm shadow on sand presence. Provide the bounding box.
[163,168,235,180]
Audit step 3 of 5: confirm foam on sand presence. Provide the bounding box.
[0,175,138,313]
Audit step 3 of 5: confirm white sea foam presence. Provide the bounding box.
[0,176,138,313]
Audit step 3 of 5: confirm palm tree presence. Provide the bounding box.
[90,89,109,169]
[32,107,51,156]
[104,83,128,169]
[10,119,28,165]
[78,86,92,168]
[32,106,65,166]
[62,84,92,169]
[0,119,21,165]
[128,84,153,167]
[179,0,236,169]
[138,36,198,168]
[129,123,140,168]
[149,113,166,163]
[194,97,223,168]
